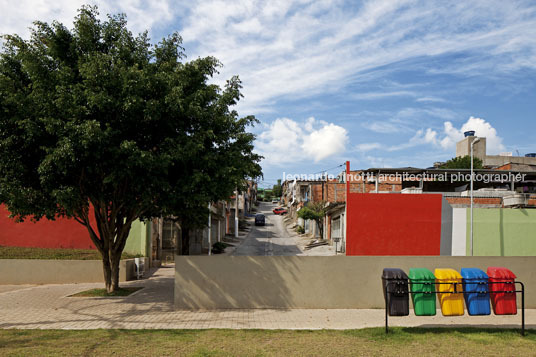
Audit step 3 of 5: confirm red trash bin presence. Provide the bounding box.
[487,267,517,315]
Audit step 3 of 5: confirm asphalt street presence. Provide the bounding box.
[232,202,302,256]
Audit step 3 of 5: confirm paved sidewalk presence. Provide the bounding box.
[0,266,534,330]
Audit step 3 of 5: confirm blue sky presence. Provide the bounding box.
[2,1,536,188]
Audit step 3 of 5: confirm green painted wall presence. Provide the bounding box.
[124,220,150,256]
[467,208,536,256]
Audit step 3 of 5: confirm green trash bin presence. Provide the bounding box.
[409,268,436,316]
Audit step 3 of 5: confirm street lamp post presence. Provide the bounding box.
[235,188,239,238]
[208,202,212,256]
[470,137,480,256]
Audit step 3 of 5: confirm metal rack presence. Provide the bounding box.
[383,280,525,335]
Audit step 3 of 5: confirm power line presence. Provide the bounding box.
[311,163,346,175]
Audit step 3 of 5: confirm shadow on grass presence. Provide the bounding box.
[342,326,536,342]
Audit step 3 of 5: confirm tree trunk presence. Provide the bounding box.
[102,251,122,293]
[110,253,121,292]
[316,220,324,240]
[181,227,190,255]
[102,255,113,293]
[79,204,134,293]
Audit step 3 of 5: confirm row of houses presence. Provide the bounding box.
[0,180,258,266]
[152,180,258,262]
[281,133,536,256]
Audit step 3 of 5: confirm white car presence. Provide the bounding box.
[271,199,279,204]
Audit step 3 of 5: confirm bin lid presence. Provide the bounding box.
[382,268,408,280]
[487,267,516,279]
[461,268,488,280]
[434,268,462,280]
[409,268,435,280]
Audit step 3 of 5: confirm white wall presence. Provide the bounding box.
[451,208,467,256]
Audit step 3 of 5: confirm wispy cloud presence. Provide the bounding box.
[356,116,505,156]
[352,91,417,100]
[176,0,536,114]
[415,97,446,103]
[361,106,461,134]
[0,1,177,39]
[3,1,535,116]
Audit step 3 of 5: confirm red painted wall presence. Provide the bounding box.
[346,193,442,255]
[0,205,96,249]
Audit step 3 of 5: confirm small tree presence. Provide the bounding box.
[441,155,483,169]
[272,179,282,199]
[297,201,327,239]
[0,6,261,292]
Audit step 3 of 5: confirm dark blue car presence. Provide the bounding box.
[254,214,265,226]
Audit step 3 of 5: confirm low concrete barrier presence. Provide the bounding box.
[0,259,135,284]
[174,256,536,309]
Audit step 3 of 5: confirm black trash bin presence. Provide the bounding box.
[382,268,410,316]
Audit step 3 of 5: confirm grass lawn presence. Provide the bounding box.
[0,246,140,260]
[0,328,534,356]
[69,287,143,297]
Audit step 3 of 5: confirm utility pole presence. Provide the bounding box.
[235,188,239,238]
[208,202,212,255]
[344,161,350,254]
[470,137,480,256]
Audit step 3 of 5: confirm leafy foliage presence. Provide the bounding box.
[0,6,261,291]
[441,155,483,169]
[272,179,282,199]
[211,242,229,254]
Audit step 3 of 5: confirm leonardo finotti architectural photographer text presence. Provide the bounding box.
[283,172,527,183]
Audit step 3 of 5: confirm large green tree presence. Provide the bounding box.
[0,6,261,292]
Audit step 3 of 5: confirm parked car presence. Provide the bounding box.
[271,199,279,204]
[254,214,266,226]
[273,207,288,215]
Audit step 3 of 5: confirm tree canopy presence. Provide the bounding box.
[0,6,262,291]
[440,155,483,169]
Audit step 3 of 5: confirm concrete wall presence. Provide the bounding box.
[174,256,536,309]
[0,259,135,284]
[123,220,150,256]
[440,198,452,255]
[1,203,149,257]
[469,208,536,256]
[484,155,536,167]
[0,204,96,249]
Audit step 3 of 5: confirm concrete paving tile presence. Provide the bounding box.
[1,266,534,330]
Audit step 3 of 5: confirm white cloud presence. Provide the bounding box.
[302,123,348,162]
[257,117,348,165]
[418,116,505,154]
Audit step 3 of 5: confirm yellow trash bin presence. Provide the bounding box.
[435,268,464,316]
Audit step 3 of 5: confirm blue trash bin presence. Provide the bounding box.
[461,268,491,315]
